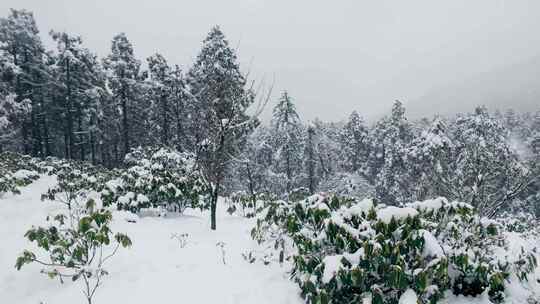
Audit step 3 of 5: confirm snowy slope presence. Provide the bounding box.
[0,176,301,304]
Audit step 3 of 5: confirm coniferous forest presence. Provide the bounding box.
[1,8,540,304]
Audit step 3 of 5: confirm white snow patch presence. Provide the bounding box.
[377,206,418,223]
[399,289,418,304]
[13,169,36,179]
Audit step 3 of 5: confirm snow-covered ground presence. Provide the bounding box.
[2,176,540,304]
[0,176,301,304]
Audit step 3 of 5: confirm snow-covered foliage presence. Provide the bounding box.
[225,190,271,218]
[40,157,116,212]
[0,152,42,195]
[318,171,374,199]
[252,195,539,303]
[271,91,304,194]
[101,147,207,214]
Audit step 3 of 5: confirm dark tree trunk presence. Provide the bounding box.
[78,111,85,161]
[246,163,256,204]
[161,94,168,146]
[121,96,129,156]
[210,184,219,230]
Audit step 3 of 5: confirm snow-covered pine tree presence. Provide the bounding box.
[49,31,104,160]
[407,116,455,201]
[339,110,369,172]
[103,33,143,158]
[0,9,46,155]
[271,91,303,195]
[366,100,413,205]
[235,125,285,196]
[168,64,187,151]
[452,106,533,216]
[146,53,174,146]
[312,118,342,185]
[186,26,258,230]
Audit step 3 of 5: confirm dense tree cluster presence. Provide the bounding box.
[237,98,539,217]
[1,9,538,219]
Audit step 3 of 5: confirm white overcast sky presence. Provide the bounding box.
[2,0,540,122]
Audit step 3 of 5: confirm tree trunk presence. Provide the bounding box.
[122,97,129,155]
[161,94,168,146]
[210,184,219,230]
[246,163,257,208]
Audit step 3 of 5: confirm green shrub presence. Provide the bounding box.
[252,195,539,304]
[101,147,207,214]
[0,152,42,195]
[16,198,131,304]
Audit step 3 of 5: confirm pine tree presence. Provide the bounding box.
[186,26,258,230]
[146,53,173,146]
[271,91,303,195]
[340,110,368,172]
[49,31,103,160]
[0,9,46,155]
[168,64,187,151]
[367,100,413,205]
[103,33,142,158]
[407,116,455,201]
[452,106,532,216]
[312,119,341,183]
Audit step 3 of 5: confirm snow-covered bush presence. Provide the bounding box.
[41,160,117,210]
[16,197,132,304]
[318,171,374,199]
[288,187,311,202]
[101,147,207,214]
[409,198,537,302]
[226,191,273,218]
[0,152,42,195]
[252,195,539,303]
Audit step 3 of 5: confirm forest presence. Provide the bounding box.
[1,8,540,304]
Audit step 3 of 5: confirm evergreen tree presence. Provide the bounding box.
[452,106,532,216]
[49,31,103,160]
[339,110,368,172]
[271,91,303,195]
[186,26,257,230]
[0,9,46,155]
[168,64,187,151]
[407,116,455,201]
[103,33,142,158]
[367,100,413,205]
[146,53,173,146]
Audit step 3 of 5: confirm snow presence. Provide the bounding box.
[399,289,418,304]
[3,176,539,304]
[408,197,447,212]
[420,230,444,258]
[321,248,365,283]
[377,206,419,223]
[12,169,36,179]
[345,198,374,217]
[0,176,301,304]
[322,254,343,283]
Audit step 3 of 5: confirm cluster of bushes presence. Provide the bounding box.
[0,147,208,217]
[252,195,539,303]
[0,152,43,195]
[4,155,131,304]
[101,147,207,214]
[226,191,276,218]
[3,148,211,303]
